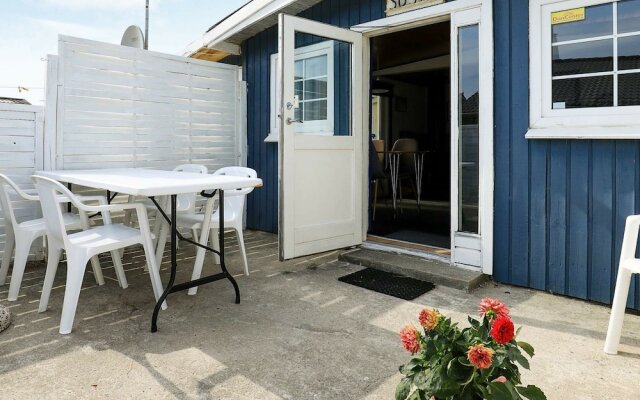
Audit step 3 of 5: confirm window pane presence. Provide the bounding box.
[295,81,303,100]
[551,3,612,43]
[552,39,613,76]
[295,60,303,80]
[619,73,640,106]
[552,75,613,108]
[305,55,327,77]
[618,0,640,34]
[619,35,640,70]
[295,105,303,121]
[303,100,327,121]
[458,24,480,234]
[304,77,328,100]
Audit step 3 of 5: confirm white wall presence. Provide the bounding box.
[0,103,45,261]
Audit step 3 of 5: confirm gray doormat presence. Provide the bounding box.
[338,268,435,300]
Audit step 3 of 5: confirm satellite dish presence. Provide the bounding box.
[121,25,145,48]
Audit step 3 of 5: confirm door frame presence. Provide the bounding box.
[353,0,494,275]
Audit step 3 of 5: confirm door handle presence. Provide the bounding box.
[286,118,303,125]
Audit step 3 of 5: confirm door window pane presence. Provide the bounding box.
[458,24,479,234]
[552,39,613,76]
[551,3,613,43]
[619,73,640,106]
[619,35,640,70]
[618,0,640,34]
[292,32,352,136]
[552,75,613,108]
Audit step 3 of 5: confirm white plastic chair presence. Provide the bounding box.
[605,215,640,354]
[0,174,113,301]
[176,167,257,279]
[124,164,208,243]
[32,176,165,335]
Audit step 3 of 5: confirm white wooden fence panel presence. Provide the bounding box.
[0,103,45,261]
[53,35,245,173]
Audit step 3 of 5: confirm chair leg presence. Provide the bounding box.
[236,228,249,276]
[604,267,634,354]
[59,251,88,334]
[191,228,199,243]
[210,228,220,264]
[139,229,167,310]
[7,234,36,301]
[0,233,15,286]
[154,220,170,272]
[38,246,62,313]
[89,255,105,286]
[110,251,128,289]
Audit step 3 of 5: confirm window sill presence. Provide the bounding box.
[526,126,640,140]
[264,132,279,143]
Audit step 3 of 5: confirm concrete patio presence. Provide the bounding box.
[0,230,639,399]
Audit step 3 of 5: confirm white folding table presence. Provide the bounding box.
[38,168,262,332]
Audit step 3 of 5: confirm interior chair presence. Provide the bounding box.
[32,176,165,334]
[175,167,257,283]
[604,214,640,354]
[369,141,388,221]
[390,138,419,209]
[0,174,115,302]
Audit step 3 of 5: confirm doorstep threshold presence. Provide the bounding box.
[339,248,489,292]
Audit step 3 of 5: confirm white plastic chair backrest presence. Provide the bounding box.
[213,167,257,221]
[173,164,208,213]
[0,173,38,228]
[31,176,77,249]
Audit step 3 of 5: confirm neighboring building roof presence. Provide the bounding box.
[0,97,31,105]
[184,0,323,60]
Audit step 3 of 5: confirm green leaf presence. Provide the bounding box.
[517,341,535,358]
[447,358,473,381]
[395,378,412,400]
[516,385,548,400]
[514,351,530,370]
[486,382,517,400]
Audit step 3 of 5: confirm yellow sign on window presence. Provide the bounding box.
[551,8,586,25]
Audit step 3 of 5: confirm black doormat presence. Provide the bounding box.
[338,268,435,300]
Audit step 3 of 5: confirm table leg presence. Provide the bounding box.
[151,195,178,333]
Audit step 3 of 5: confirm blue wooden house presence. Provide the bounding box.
[186,0,640,309]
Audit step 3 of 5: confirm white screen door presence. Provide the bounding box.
[451,6,493,272]
[278,14,364,260]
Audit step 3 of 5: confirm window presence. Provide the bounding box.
[266,41,334,142]
[529,0,640,139]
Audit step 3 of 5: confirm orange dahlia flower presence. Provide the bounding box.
[400,325,422,354]
[478,297,510,319]
[467,344,494,369]
[418,308,440,331]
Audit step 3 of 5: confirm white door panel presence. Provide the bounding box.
[279,14,364,260]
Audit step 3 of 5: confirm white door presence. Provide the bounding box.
[278,14,364,260]
[451,6,494,272]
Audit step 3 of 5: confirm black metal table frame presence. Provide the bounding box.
[68,184,240,332]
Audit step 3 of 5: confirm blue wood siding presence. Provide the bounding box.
[493,0,640,308]
[241,0,639,308]
[243,0,385,232]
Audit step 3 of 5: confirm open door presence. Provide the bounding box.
[450,6,493,272]
[278,14,364,260]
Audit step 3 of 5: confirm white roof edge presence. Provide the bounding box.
[183,0,296,56]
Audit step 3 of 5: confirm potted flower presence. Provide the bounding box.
[396,298,547,400]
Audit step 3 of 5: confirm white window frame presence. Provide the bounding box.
[266,40,334,142]
[528,0,640,139]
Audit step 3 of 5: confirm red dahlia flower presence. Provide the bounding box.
[399,325,422,354]
[467,344,494,369]
[490,315,515,344]
[478,297,510,319]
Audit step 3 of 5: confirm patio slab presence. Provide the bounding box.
[0,230,639,399]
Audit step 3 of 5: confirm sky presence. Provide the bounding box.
[0,0,248,105]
